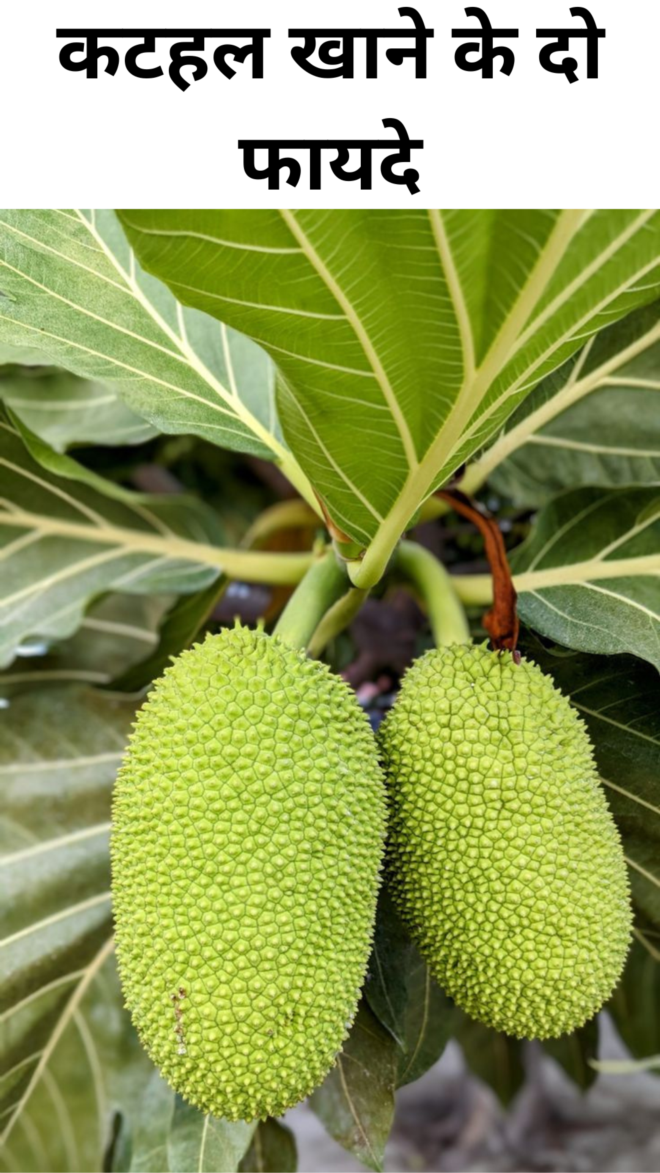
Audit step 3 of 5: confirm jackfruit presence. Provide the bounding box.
[380,643,631,1039]
[111,625,386,1121]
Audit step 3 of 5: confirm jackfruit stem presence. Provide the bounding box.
[241,500,320,549]
[395,541,471,648]
[273,552,349,652]
[307,587,369,658]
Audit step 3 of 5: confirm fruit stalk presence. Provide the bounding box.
[394,540,470,648]
[273,550,349,651]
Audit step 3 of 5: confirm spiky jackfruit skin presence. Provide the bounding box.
[111,626,386,1121]
[380,644,631,1039]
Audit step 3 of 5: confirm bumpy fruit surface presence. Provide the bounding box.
[380,643,631,1039]
[111,626,386,1120]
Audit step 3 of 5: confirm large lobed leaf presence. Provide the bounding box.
[0,210,314,506]
[0,411,224,666]
[0,412,313,669]
[119,209,660,586]
[511,486,660,670]
[474,299,660,504]
[0,687,132,1167]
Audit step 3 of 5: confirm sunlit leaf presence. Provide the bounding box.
[0,210,313,506]
[470,299,660,504]
[0,366,156,451]
[120,209,660,587]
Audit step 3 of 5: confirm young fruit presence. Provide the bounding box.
[380,643,632,1039]
[111,625,386,1120]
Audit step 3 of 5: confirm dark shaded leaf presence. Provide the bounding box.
[522,640,660,932]
[455,1015,525,1106]
[239,1119,297,1173]
[366,889,454,1087]
[309,1003,396,1173]
[542,1020,599,1090]
[609,919,660,1069]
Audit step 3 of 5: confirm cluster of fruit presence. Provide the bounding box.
[111,624,632,1122]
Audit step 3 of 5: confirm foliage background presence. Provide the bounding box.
[0,209,658,1173]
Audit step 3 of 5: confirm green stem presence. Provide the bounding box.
[242,499,320,548]
[395,541,471,648]
[273,551,348,651]
[450,574,494,606]
[307,587,369,659]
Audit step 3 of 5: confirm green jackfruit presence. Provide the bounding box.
[111,625,386,1121]
[380,643,632,1039]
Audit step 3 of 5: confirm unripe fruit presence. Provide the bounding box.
[380,643,632,1039]
[111,626,386,1120]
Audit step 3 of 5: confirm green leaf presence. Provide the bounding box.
[366,889,454,1087]
[0,687,135,1167]
[120,1069,175,1173]
[0,411,227,665]
[470,299,660,504]
[119,209,660,588]
[511,486,660,670]
[609,923,660,1067]
[542,1021,599,1090]
[0,365,156,451]
[0,210,313,506]
[309,1003,397,1173]
[238,1119,297,1173]
[455,1015,525,1106]
[0,594,167,695]
[0,949,158,1173]
[522,642,660,931]
[167,1099,254,1173]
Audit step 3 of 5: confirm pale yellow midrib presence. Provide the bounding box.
[78,211,291,461]
[514,555,660,591]
[279,209,419,471]
[427,210,475,378]
[0,936,115,1146]
[352,213,586,586]
[0,507,315,581]
[512,209,657,353]
[473,318,660,481]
